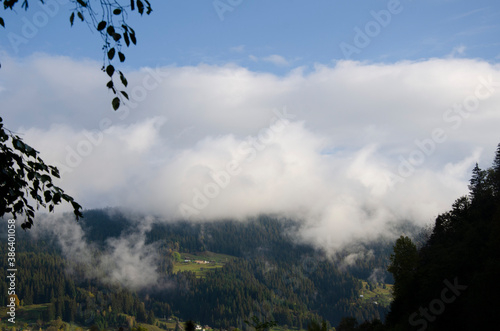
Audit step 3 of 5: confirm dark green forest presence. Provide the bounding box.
[381,144,500,331]
[0,213,392,330]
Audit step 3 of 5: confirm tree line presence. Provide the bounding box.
[336,143,500,330]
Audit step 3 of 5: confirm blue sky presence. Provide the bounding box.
[2,0,500,70]
[2,0,500,253]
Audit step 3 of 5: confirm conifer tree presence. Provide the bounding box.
[387,236,418,299]
[469,163,487,202]
[492,143,500,197]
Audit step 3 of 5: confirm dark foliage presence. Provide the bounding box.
[386,143,500,330]
[0,117,83,229]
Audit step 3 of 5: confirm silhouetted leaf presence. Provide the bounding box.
[108,48,116,60]
[130,33,137,45]
[76,0,87,7]
[49,166,60,178]
[118,52,125,62]
[71,201,82,210]
[123,32,130,46]
[12,138,24,151]
[106,65,115,77]
[44,191,52,203]
[119,71,128,87]
[112,97,120,110]
[97,21,107,31]
[137,0,144,15]
[145,0,152,14]
[120,91,129,100]
[13,201,23,213]
[131,0,135,11]
[0,17,5,28]
[77,12,84,22]
[113,8,122,15]
[40,174,51,183]
[52,193,61,204]
[107,25,115,36]
[112,33,121,41]
[69,12,75,26]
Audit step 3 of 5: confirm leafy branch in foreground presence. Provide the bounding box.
[1,0,153,110]
[0,117,83,229]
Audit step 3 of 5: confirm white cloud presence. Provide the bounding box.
[248,54,290,66]
[4,54,500,256]
[262,54,290,66]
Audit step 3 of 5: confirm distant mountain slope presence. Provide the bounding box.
[1,211,400,329]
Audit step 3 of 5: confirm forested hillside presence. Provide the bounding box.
[0,240,150,330]
[0,213,395,330]
[382,144,500,331]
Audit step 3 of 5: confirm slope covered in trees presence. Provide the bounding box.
[1,212,395,329]
[383,143,500,331]
[0,243,149,329]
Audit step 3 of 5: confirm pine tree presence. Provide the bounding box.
[147,310,156,325]
[469,163,488,202]
[387,236,418,300]
[492,143,500,197]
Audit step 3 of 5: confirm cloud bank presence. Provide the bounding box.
[3,54,500,254]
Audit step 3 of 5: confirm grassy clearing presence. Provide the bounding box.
[158,320,178,329]
[173,251,237,278]
[357,281,394,307]
[0,303,48,326]
[137,323,166,331]
[180,251,237,263]
[173,262,224,277]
